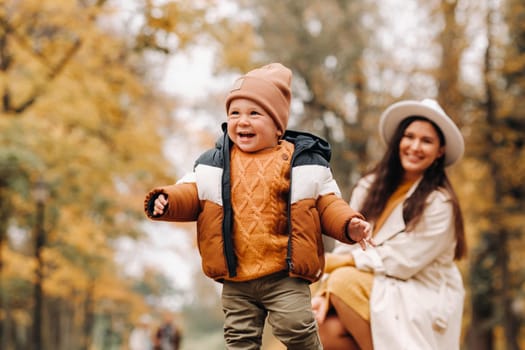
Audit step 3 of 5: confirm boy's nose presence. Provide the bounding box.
[238,114,250,124]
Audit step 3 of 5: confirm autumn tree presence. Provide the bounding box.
[0,0,217,348]
[464,0,525,348]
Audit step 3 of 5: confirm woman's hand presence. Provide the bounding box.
[312,295,329,325]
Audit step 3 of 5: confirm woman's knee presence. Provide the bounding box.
[318,315,359,350]
[319,315,347,339]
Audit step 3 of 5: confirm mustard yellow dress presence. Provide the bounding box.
[319,179,416,321]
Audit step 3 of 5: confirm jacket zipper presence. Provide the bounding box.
[221,133,237,277]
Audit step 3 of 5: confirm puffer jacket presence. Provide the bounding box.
[145,124,363,283]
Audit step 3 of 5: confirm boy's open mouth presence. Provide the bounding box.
[239,132,255,138]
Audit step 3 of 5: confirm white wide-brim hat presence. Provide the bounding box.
[379,99,465,166]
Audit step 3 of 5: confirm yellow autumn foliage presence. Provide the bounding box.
[0,0,219,348]
[2,247,36,282]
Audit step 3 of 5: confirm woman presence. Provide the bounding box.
[311,99,467,350]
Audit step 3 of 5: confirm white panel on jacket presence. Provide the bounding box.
[190,164,224,206]
[291,165,341,204]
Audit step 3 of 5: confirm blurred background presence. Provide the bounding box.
[0,0,524,349]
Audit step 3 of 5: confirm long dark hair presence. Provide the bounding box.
[359,116,466,260]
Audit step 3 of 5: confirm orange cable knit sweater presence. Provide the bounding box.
[229,141,294,281]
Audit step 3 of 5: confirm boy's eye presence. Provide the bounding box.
[250,110,260,116]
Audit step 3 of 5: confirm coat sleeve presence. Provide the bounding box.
[348,177,370,211]
[352,192,457,280]
[144,182,200,222]
[317,193,364,244]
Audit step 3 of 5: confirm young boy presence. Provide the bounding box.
[144,63,371,349]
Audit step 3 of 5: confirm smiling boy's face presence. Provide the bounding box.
[227,98,282,153]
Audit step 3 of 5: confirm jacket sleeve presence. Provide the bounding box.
[144,182,200,222]
[317,193,364,244]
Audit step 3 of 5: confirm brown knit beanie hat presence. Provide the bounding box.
[225,63,292,134]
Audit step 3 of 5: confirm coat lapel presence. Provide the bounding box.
[372,179,421,245]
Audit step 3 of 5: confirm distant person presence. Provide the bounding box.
[153,313,182,350]
[129,314,153,350]
[144,62,372,349]
[311,99,467,350]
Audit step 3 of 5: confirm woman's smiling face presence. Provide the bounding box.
[399,120,445,181]
[227,98,281,153]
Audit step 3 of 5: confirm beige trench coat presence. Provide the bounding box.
[332,175,464,350]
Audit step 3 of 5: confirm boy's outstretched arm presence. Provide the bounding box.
[317,194,369,245]
[144,183,200,221]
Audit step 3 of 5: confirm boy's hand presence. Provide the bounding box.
[348,217,374,250]
[153,194,168,216]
